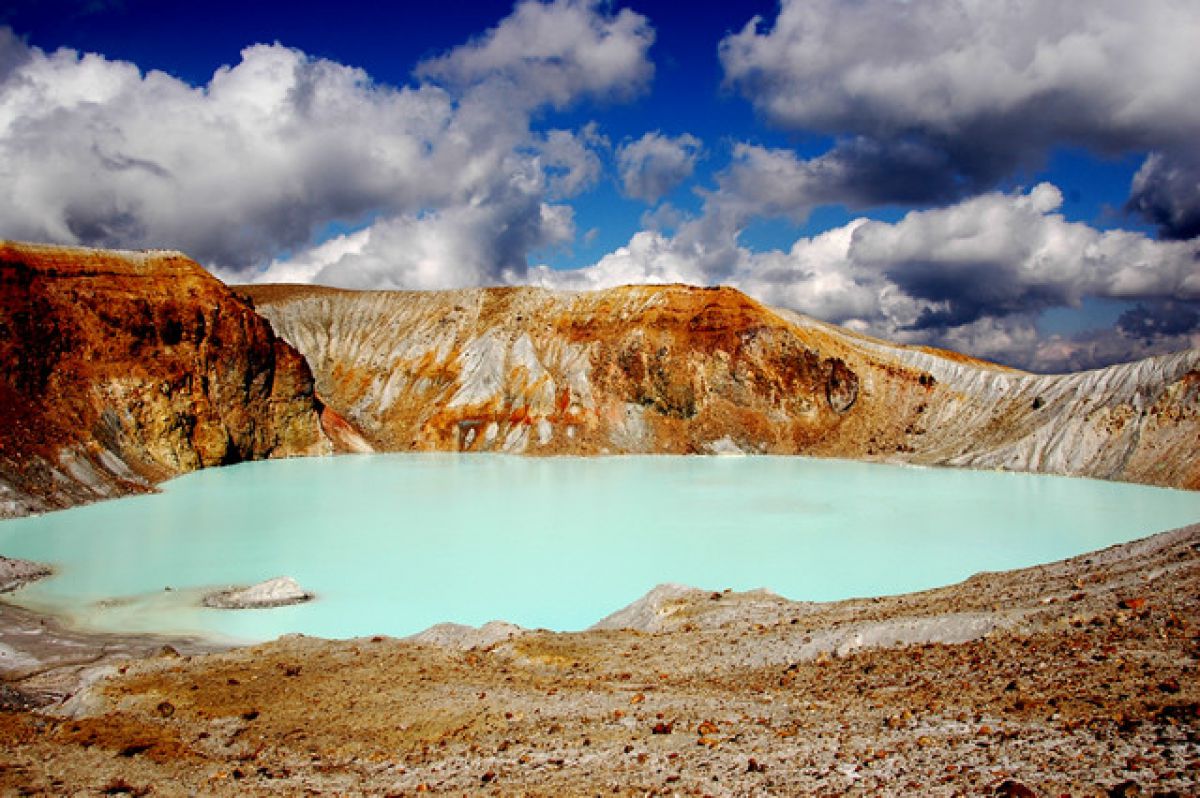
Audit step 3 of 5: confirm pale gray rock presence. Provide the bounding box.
[805,612,1007,661]
[703,436,748,455]
[203,576,313,609]
[608,402,649,451]
[0,643,42,673]
[407,620,527,649]
[0,556,52,593]
[592,583,795,634]
[590,583,697,633]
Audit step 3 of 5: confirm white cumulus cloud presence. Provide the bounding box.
[416,0,654,109]
[0,31,455,271]
[719,0,1200,220]
[720,0,1200,147]
[260,201,575,290]
[0,0,653,280]
[530,183,1200,370]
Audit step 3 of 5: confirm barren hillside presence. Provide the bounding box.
[244,283,1200,489]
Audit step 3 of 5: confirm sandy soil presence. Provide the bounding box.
[0,524,1197,796]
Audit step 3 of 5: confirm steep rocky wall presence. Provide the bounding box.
[0,242,330,517]
[245,283,1200,489]
[243,283,878,457]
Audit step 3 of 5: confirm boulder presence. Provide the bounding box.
[407,620,526,649]
[203,576,313,610]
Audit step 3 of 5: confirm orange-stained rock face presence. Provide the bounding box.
[244,282,1200,489]
[2,239,1194,519]
[242,283,885,458]
[0,242,329,517]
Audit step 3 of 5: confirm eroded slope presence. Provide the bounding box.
[242,283,879,457]
[245,283,1200,488]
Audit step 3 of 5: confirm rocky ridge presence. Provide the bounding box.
[0,239,1194,520]
[245,283,1200,489]
[0,242,330,517]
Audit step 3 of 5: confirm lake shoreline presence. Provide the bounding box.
[1,521,1197,794]
[7,453,1197,642]
[0,597,226,708]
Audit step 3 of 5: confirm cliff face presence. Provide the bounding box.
[0,242,329,517]
[245,283,1200,489]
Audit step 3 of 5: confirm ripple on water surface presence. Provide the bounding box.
[0,454,1197,642]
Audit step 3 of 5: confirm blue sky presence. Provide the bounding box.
[1,0,1197,371]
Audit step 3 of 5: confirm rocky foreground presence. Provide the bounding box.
[0,524,1196,796]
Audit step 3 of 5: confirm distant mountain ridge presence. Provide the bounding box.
[0,241,1195,518]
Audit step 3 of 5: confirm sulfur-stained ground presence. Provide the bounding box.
[1,525,1198,796]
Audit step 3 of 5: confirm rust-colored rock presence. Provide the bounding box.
[241,283,890,458]
[244,282,1200,488]
[995,780,1038,797]
[0,241,329,517]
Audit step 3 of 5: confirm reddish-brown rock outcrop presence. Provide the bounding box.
[245,282,1200,489]
[0,242,329,517]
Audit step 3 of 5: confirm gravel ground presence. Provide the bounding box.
[0,524,1197,796]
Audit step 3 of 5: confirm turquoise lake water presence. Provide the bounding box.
[1,454,1198,643]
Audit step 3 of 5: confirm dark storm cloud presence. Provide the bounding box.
[882,259,1064,331]
[1027,319,1200,373]
[713,139,972,225]
[719,0,1200,225]
[1117,301,1200,342]
[1127,152,1200,241]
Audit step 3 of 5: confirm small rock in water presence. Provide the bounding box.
[203,576,313,609]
